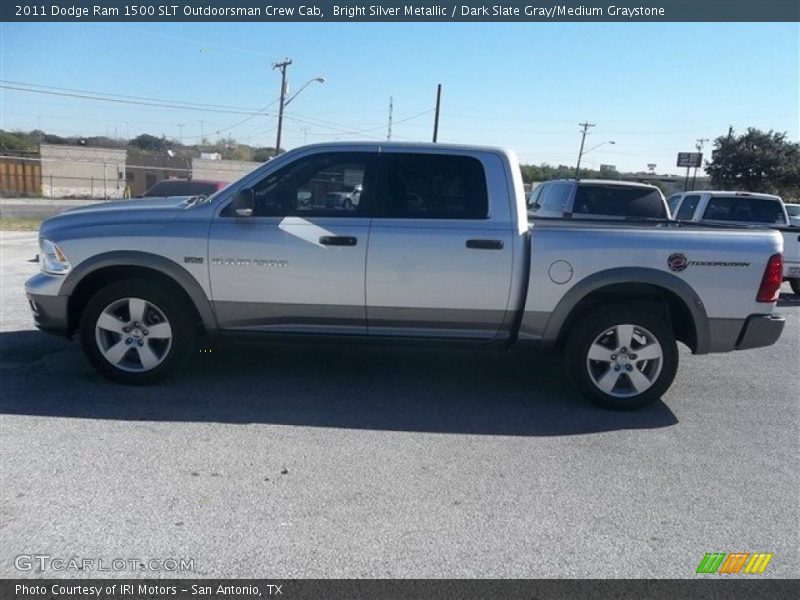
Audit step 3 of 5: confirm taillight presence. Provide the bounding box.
[756,253,783,302]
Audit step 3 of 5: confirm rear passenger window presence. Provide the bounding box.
[703,196,787,224]
[540,183,572,214]
[378,154,488,219]
[675,195,700,220]
[573,184,667,218]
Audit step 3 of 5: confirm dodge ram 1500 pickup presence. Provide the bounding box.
[25,143,786,410]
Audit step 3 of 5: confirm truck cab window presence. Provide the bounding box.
[703,196,787,224]
[378,153,488,219]
[225,152,373,218]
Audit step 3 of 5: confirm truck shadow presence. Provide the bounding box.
[0,330,678,436]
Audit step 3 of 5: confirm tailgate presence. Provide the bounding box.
[779,228,800,278]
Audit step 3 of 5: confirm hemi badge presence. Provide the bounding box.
[184,256,204,264]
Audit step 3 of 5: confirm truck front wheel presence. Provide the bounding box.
[790,279,800,296]
[563,306,678,410]
[80,279,196,384]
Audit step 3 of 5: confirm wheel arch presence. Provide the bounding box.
[63,252,217,335]
[544,267,710,354]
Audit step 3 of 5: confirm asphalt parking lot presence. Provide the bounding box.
[1,230,798,578]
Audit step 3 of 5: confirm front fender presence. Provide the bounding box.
[61,251,218,332]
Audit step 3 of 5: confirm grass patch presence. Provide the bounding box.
[0,216,42,231]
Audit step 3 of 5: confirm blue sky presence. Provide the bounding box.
[1,22,797,173]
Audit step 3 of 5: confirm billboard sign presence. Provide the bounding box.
[677,152,703,168]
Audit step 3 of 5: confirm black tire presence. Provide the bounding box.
[563,304,678,410]
[80,278,196,384]
[790,279,800,296]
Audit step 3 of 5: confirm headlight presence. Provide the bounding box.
[39,239,71,274]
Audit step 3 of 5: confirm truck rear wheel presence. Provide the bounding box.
[80,279,196,384]
[563,306,678,410]
[790,279,800,296]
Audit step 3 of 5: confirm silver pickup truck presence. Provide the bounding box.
[25,143,786,410]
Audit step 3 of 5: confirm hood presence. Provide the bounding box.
[64,196,193,214]
[40,196,193,237]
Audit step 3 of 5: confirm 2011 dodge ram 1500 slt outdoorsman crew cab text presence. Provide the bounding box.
[25,143,786,410]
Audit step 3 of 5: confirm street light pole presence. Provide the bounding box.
[574,122,594,179]
[272,58,292,157]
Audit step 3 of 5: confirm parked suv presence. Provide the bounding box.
[529,179,668,219]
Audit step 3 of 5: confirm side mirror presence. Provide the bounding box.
[231,188,255,217]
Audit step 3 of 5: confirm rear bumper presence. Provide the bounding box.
[736,313,785,351]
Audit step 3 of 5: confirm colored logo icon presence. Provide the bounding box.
[696,552,773,574]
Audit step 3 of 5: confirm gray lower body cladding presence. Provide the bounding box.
[26,292,69,335]
[213,301,508,338]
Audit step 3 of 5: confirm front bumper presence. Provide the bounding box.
[25,272,70,336]
[736,314,785,351]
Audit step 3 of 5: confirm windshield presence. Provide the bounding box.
[573,184,667,218]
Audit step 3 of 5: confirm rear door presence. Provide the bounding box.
[365,150,514,338]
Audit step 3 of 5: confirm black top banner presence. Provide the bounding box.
[2,1,799,22]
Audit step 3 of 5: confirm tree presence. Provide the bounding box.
[252,147,279,162]
[129,134,168,153]
[0,130,36,152]
[705,128,800,197]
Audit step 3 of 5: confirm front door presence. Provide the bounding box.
[209,151,376,334]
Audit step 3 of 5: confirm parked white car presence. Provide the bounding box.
[667,191,800,294]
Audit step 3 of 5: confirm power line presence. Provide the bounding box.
[0,79,264,112]
[1,80,435,143]
[0,84,264,115]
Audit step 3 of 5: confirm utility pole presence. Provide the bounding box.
[574,122,595,179]
[387,96,393,141]
[691,137,709,191]
[177,123,185,144]
[273,58,292,157]
[432,84,442,143]
[199,120,205,143]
